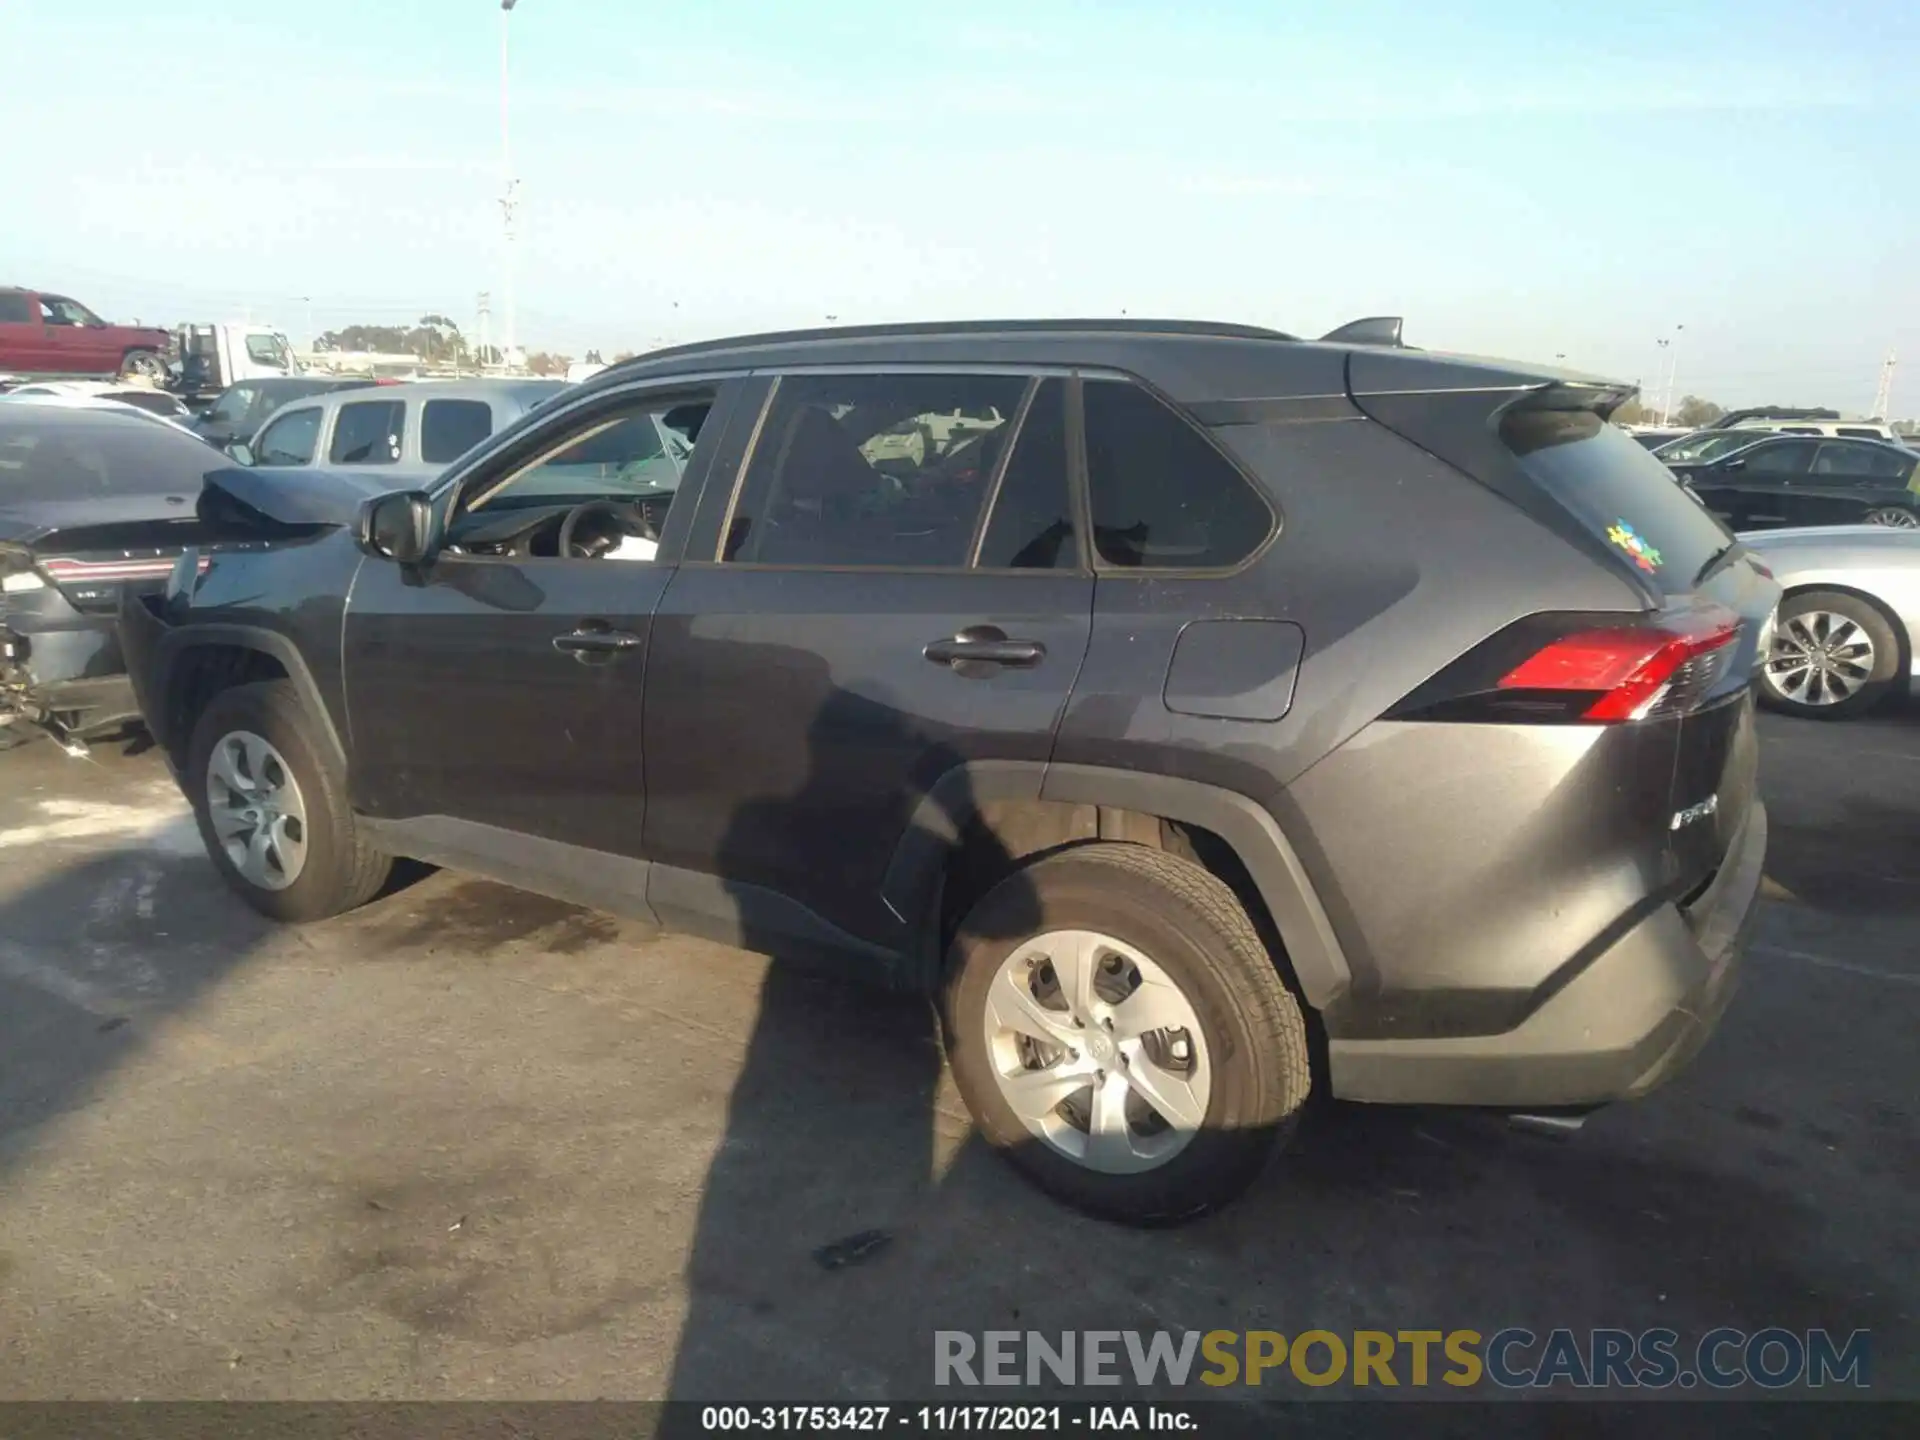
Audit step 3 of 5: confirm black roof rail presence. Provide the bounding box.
[600,317,1299,373]
[1319,316,1405,347]
[1709,406,1841,429]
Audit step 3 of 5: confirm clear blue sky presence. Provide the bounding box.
[3,0,1914,412]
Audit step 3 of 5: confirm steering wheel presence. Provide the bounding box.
[557,499,656,558]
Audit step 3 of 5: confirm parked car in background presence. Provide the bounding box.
[229,377,568,482]
[192,377,381,449]
[123,317,1773,1222]
[1742,526,1920,718]
[0,402,263,751]
[0,287,172,383]
[3,380,193,423]
[1671,435,1919,530]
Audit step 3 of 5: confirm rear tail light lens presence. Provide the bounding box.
[1390,607,1742,725]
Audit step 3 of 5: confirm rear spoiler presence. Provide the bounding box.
[1320,316,1406,348]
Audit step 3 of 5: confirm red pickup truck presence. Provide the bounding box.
[0,286,171,383]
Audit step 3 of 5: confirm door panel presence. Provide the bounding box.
[642,568,1093,951]
[343,555,670,857]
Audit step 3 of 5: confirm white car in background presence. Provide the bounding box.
[2,380,195,425]
[1742,526,1920,719]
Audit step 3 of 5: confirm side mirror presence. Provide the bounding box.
[224,441,255,465]
[357,490,435,564]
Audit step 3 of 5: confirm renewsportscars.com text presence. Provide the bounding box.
[934,1327,1870,1390]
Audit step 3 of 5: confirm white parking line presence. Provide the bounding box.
[1750,942,1920,987]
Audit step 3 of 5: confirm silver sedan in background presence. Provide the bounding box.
[1741,526,1920,719]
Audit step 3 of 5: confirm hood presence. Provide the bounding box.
[198,465,410,529]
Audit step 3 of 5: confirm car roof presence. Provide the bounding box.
[581,317,1624,408]
[314,377,567,404]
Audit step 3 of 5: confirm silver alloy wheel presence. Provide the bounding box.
[205,729,309,890]
[1863,507,1919,528]
[121,351,165,381]
[1765,611,1877,707]
[983,929,1212,1174]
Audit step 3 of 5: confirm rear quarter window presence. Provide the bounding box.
[1501,408,1732,596]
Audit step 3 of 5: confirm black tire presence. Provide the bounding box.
[185,680,391,921]
[1759,590,1903,720]
[118,348,166,382]
[942,843,1311,1224]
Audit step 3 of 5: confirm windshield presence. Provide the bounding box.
[245,333,295,371]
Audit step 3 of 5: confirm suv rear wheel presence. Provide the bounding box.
[186,680,392,921]
[1760,590,1901,720]
[119,348,166,382]
[942,843,1310,1224]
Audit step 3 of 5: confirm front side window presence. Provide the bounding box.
[468,397,709,512]
[245,333,293,369]
[1742,440,1816,476]
[41,296,102,326]
[421,399,495,464]
[1082,378,1273,569]
[255,407,321,466]
[329,400,406,465]
[724,372,1025,567]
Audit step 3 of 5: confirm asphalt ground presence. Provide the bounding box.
[0,704,1913,1412]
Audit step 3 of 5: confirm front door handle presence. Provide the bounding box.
[924,625,1046,674]
[553,625,642,660]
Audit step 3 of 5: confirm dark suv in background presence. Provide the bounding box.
[1668,433,1920,530]
[121,318,1775,1221]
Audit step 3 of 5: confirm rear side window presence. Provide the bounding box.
[1082,379,1272,569]
[330,399,406,465]
[724,372,1025,568]
[1501,409,1731,596]
[421,399,495,464]
[256,407,321,466]
[978,379,1077,570]
[0,293,33,323]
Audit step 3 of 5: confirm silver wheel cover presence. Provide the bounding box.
[983,929,1213,1174]
[1765,611,1876,707]
[206,729,310,890]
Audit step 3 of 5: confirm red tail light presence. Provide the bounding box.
[1499,612,1740,722]
[1389,606,1744,725]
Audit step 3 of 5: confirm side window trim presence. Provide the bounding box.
[963,376,1041,567]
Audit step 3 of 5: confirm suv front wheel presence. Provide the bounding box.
[942,843,1311,1224]
[186,679,392,921]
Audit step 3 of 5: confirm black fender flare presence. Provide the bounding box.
[155,624,349,772]
[880,759,1352,1011]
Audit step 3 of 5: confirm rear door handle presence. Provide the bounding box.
[553,625,643,659]
[923,626,1046,672]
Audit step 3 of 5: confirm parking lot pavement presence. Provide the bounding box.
[0,710,1914,1404]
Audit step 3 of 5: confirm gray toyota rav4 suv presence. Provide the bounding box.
[122,317,1775,1222]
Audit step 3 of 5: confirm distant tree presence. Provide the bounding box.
[611,350,641,363]
[525,350,574,376]
[1672,395,1725,427]
[1613,395,1652,425]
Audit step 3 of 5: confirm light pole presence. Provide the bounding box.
[499,0,520,368]
[1655,325,1684,426]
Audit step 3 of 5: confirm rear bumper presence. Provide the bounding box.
[1,599,140,734]
[1328,799,1767,1107]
